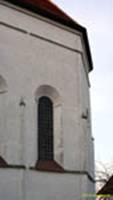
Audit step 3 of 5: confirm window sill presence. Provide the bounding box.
[35,160,64,172]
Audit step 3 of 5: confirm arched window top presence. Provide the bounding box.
[35,85,61,106]
[0,75,8,94]
[39,96,53,106]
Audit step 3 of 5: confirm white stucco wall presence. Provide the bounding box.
[0,1,94,199]
[0,169,94,200]
[0,3,82,51]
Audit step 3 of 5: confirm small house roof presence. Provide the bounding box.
[97,175,113,194]
[3,0,93,71]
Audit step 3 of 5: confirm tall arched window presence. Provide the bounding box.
[38,96,53,160]
[35,85,63,170]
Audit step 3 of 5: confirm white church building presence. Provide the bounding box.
[0,0,95,199]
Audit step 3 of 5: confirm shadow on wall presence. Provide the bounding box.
[0,75,8,167]
[0,75,8,94]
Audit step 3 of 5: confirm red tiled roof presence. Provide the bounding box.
[3,0,93,71]
[19,0,74,22]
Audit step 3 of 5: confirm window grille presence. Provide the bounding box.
[38,96,53,160]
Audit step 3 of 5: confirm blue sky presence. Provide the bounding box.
[54,0,113,164]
